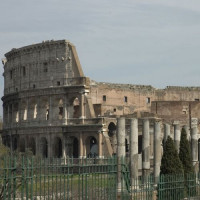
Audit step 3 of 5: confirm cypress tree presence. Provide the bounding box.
[179,128,194,174]
[160,136,183,175]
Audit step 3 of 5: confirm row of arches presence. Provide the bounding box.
[4,96,84,124]
[5,135,99,158]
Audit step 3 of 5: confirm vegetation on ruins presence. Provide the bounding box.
[179,128,194,174]
[160,136,183,175]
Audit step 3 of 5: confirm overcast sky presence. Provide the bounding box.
[1,0,200,117]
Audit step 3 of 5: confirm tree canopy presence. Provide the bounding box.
[179,128,194,174]
[160,136,183,175]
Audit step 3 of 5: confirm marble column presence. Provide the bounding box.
[142,119,150,177]
[191,126,198,173]
[80,93,85,119]
[154,120,161,184]
[130,118,138,188]
[63,95,68,124]
[117,117,126,192]
[98,132,103,158]
[174,123,181,153]
[79,133,84,158]
[164,124,170,142]
[183,125,190,141]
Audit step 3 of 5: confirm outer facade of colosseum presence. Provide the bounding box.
[1,39,200,161]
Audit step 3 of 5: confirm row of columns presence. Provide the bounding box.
[117,117,199,192]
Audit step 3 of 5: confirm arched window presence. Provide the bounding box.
[54,137,62,158]
[29,137,36,155]
[86,136,98,157]
[40,137,48,158]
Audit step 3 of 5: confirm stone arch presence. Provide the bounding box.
[69,97,80,118]
[72,137,79,158]
[51,97,64,120]
[28,137,36,155]
[40,98,49,120]
[13,103,19,122]
[54,137,62,158]
[4,135,11,148]
[108,122,117,153]
[19,138,25,152]
[86,136,98,157]
[40,137,48,158]
[29,99,37,119]
[67,136,79,158]
[21,100,27,121]
[13,137,18,151]
[58,99,64,119]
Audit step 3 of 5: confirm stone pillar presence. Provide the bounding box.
[62,136,66,159]
[63,95,68,124]
[48,96,53,125]
[79,133,84,158]
[183,125,190,141]
[37,98,40,122]
[142,119,150,177]
[164,124,170,142]
[174,122,181,153]
[26,99,29,121]
[80,93,85,119]
[7,104,10,124]
[191,125,198,173]
[98,132,103,158]
[117,117,126,193]
[130,118,138,188]
[154,120,161,184]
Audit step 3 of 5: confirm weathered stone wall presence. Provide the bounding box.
[3,40,84,95]
[91,83,200,119]
[151,101,200,128]
[1,40,105,159]
[156,86,200,101]
[90,82,155,116]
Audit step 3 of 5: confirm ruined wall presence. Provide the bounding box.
[151,101,200,128]
[90,82,156,116]
[90,83,200,118]
[155,86,200,101]
[3,40,84,95]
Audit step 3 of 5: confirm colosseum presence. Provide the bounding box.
[1,39,200,162]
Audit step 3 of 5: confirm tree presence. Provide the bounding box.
[160,136,183,175]
[179,128,195,197]
[159,136,184,200]
[179,128,194,174]
[0,138,9,168]
[0,138,34,200]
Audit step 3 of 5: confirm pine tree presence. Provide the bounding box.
[160,136,183,175]
[179,128,194,174]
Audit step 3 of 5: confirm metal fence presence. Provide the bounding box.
[1,156,200,200]
[0,156,117,200]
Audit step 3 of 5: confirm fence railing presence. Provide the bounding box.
[0,156,117,200]
[1,156,200,200]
